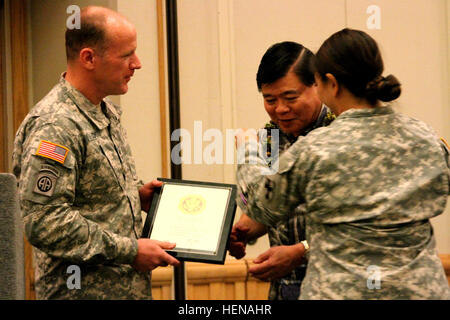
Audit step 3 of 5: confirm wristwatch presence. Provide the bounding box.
[300,240,309,253]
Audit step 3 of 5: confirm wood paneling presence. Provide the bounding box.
[0,0,6,173]
[152,255,450,300]
[9,0,34,300]
[10,0,28,132]
[156,0,169,178]
[151,259,270,300]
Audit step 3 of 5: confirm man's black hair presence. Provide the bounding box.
[256,41,315,91]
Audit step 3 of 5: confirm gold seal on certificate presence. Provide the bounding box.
[142,178,237,264]
[179,194,206,215]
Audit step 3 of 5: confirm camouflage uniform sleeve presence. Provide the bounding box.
[237,138,310,226]
[136,180,145,189]
[18,119,138,265]
[236,130,269,215]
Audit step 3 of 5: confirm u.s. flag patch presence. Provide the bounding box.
[35,140,69,164]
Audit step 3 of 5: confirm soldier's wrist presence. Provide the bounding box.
[290,243,306,266]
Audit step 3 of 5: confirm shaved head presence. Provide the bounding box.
[65,6,133,61]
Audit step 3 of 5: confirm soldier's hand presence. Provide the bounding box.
[132,239,180,272]
[228,224,250,259]
[139,180,163,212]
[248,244,305,281]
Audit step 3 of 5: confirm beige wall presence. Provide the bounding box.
[26,0,450,257]
[116,0,162,183]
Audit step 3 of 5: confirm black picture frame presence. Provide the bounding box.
[142,178,237,264]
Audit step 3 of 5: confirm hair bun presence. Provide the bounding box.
[366,74,401,102]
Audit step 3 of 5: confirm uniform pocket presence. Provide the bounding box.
[79,138,124,195]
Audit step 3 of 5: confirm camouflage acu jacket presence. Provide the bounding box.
[237,105,334,300]
[238,106,450,299]
[13,76,150,299]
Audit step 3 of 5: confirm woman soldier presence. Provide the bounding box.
[236,29,450,299]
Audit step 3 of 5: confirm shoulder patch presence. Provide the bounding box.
[35,140,69,164]
[33,172,57,197]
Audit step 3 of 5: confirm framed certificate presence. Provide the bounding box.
[142,178,237,264]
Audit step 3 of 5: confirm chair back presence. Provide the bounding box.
[0,173,25,300]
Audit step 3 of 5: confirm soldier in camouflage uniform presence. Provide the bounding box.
[13,6,179,299]
[236,29,450,299]
[229,42,335,300]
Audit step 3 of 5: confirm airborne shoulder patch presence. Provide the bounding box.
[33,164,60,197]
[34,171,57,197]
[35,140,69,165]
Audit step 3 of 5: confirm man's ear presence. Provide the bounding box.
[79,48,96,70]
[325,73,340,97]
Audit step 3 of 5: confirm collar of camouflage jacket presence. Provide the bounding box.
[337,105,394,120]
[59,74,122,130]
[265,104,333,144]
[313,104,331,129]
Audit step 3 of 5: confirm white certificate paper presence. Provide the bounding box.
[150,183,231,253]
